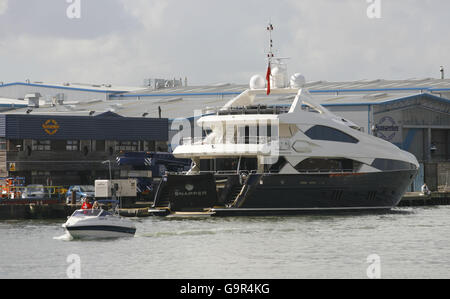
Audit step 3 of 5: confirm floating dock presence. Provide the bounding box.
[0,203,79,220]
[398,192,450,207]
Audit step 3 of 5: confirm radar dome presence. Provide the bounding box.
[249,74,265,90]
[271,66,281,75]
[290,73,306,88]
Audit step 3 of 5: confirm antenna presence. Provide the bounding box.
[264,23,290,90]
[266,22,275,61]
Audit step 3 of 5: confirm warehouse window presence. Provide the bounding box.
[66,140,79,151]
[116,141,138,152]
[156,141,168,152]
[0,138,6,150]
[305,125,359,144]
[143,141,156,152]
[32,140,51,151]
[31,171,51,176]
[96,140,106,152]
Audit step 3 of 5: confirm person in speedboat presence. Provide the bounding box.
[92,201,100,210]
[81,196,93,210]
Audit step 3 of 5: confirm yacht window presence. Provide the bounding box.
[295,158,358,173]
[200,159,214,172]
[239,158,258,172]
[245,126,250,144]
[216,159,239,171]
[305,126,359,144]
[206,158,258,172]
[371,159,416,171]
[268,157,287,173]
[301,104,321,113]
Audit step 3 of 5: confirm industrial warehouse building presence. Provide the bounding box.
[0,78,449,190]
[0,112,168,185]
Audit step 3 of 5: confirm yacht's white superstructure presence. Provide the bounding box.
[174,87,418,175]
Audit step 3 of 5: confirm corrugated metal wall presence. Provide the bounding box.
[403,107,450,127]
[0,115,6,137]
[2,114,168,141]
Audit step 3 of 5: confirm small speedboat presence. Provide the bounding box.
[63,209,136,239]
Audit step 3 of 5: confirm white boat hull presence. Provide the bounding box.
[64,225,136,239]
[63,209,136,239]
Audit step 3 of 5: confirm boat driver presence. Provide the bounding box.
[81,196,93,210]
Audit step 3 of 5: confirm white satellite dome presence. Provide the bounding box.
[271,66,288,88]
[249,74,265,90]
[290,73,306,88]
[271,66,281,75]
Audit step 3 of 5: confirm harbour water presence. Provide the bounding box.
[1,206,450,279]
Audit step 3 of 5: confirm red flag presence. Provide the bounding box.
[266,62,271,95]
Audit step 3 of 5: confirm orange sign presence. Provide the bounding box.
[42,119,60,135]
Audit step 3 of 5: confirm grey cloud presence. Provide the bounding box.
[0,0,140,39]
[0,0,8,15]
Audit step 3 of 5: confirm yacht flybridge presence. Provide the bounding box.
[150,24,419,216]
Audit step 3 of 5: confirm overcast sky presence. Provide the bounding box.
[0,0,448,86]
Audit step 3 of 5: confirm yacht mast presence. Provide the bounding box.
[267,23,275,60]
[266,23,274,95]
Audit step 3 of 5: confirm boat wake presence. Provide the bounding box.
[53,233,73,242]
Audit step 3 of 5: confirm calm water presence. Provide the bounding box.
[1,206,450,279]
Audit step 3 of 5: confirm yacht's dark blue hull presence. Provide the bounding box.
[152,170,417,216]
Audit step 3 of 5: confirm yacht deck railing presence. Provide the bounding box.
[202,105,291,116]
[181,136,280,146]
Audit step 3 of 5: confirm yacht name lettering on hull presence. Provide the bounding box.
[175,191,208,197]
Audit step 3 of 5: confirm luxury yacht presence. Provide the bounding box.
[149,26,419,216]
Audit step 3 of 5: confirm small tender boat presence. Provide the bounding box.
[63,209,136,239]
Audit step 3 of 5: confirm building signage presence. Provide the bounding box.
[42,119,60,135]
[375,116,400,141]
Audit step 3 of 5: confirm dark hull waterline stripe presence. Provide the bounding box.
[66,225,136,234]
[209,206,395,216]
[211,206,392,212]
